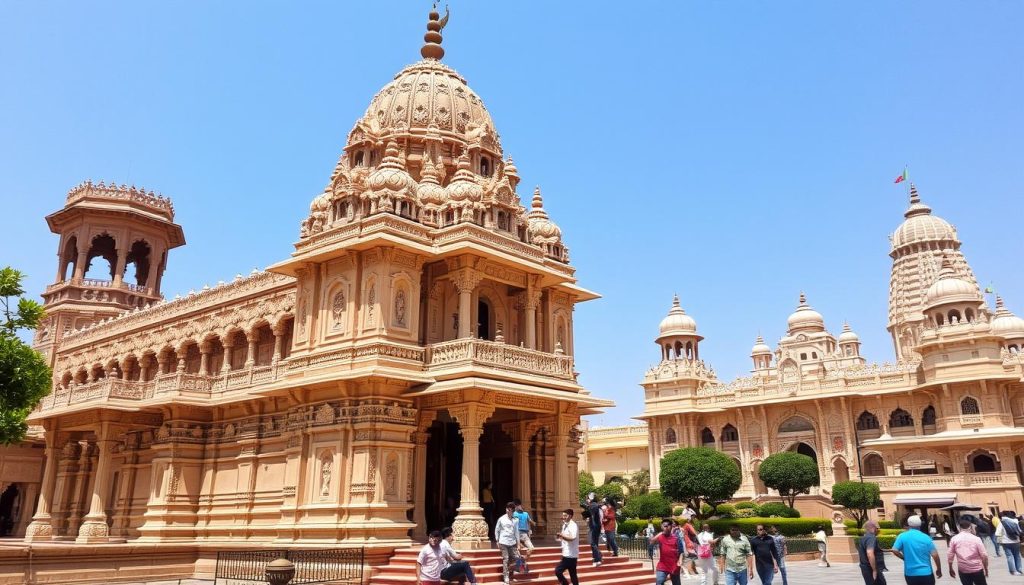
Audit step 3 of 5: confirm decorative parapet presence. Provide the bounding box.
[874,471,1016,489]
[692,360,921,406]
[60,270,293,349]
[585,424,649,438]
[644,358,718,382]
[66,180,175,220]
[425,338,575,380]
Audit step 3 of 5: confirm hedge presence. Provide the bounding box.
[618,518,663,536]
[846,519,901,530]
[846,528,903,537]
[708,517,832,537]
[734,501,757,510]
[757,502,800,518]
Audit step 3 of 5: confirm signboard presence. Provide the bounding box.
[902,460,937,470]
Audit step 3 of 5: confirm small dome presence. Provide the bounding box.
[838,322,860,343]
[659,295,698,337]
[368,142,416,195]
[526,187,563,244]
[416,155,447,205]
[787,293,825,332]
[445,154,484,203]
[991,296,1024,339]
[751,334,771,355]
[891,184,958,249]
[924,256,980,307]
[309,190,332,213]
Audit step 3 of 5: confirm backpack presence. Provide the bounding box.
[698,543,713,559]
[1003,517,1021,539]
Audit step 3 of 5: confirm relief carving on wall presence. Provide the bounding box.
[394,289,407,328]
[331,291,346,330]
[320,453,333,498]
[384,452,398,496]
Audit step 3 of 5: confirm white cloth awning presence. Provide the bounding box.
[893,492,957,506]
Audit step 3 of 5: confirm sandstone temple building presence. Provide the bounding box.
[7,9,610,566]
[623,184,1024,516]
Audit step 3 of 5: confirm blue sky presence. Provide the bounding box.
[2,2,1022,426]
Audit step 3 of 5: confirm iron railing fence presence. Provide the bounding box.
[215,548,364,584]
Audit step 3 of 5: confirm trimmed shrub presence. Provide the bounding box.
[707,517,831,537]
[618,518,661,536]
[879,520,900,530]
[757,502,800,518]
[734,501,757,510]
[877,534,897,549]
[701,503,714,517]
[715,504,737,517]
[673,506,685,516]
[622,492,672,520]
[660,447,742,516]
[736,508,758,518]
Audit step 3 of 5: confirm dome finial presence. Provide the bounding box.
[672,293,681,308]
[421,4,450,60]
[798,291,807,306]
[909,182,920,205]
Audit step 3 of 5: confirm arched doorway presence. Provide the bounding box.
[424,418,464,534]
[0,484,19,537]
[833,458,850,483]
[789,442,817,463]
[752,461,766,496]
[477,299,491,340]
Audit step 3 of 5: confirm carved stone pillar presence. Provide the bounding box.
[144,245,161,291]
[112,248,127,287]
[24,430,59,542]
[452,270,482,339]
[450,402,494,548]
[245,334,258,367]
[523,290,541,350]
[77,424,116,543]
[271,322,286,364]
[198,343,211,375]
[221,340,234,373]
[553,422,570,511]
[412,430,431,539]
[73,250,88,281]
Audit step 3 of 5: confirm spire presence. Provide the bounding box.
[798,291,807,306]
[904,182,933,218]
[937,254,956,279]
[909,183,920,205]
[668,294,687,316]
[420,4,450,60]
[996,295,1009,315]
[529,186,549,218]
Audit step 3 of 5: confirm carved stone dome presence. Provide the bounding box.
[991,296,1024,338]
[751,335,771,355]
[526,187,562,243]
[659,295,698,336]
[416,156,447,205]
[838,322,860,343]
[367,142,416,195]
[445,154,484,203]
[924,256,980,307]
[787,293,825,332]
[891,184,957,250]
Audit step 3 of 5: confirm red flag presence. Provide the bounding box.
[894,168,908,184]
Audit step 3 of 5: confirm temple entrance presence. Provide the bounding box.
[0,484,19,537]
[789,442,817,463]
[425,419,463,533]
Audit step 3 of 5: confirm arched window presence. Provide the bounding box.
[965,308,975,322]
[354,151,364,167]
[480,157,491,177]
[889,408,914,428]
[84,234,117,281]
[948,309,962,324]
[960,397,980,416]
[778,416,815,433]
[721,424,739,442]
[968,450,1000,473]
[700,427,715,445]
[665,428,677,444]
[922,405,936,426]
[935,313,945,326]
[856,411,880,431]
[862,453,886,477]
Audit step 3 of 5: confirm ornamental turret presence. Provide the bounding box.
[656,295,702,361]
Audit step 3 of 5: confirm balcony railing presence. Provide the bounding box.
[873,471,1019,489]
[44,277,155,296]
[425,338,574,380]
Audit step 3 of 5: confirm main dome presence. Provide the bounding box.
[891,184,957,249]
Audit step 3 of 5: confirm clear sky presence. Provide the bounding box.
[2,2,1022,426]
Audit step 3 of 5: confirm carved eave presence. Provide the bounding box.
[46,203,186,249]
[404,376,612,416]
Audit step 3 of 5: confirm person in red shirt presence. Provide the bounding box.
[649,519,686,585]
[681,519,701,579]
[601,497,620,557]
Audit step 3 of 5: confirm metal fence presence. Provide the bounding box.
[215,548,364,584]
[611,535,819,566]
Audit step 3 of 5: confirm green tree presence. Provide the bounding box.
[622,491,672,519]
[626,468,650,495]
[831,481,882,528]
[579,471,596,504]
[758,451,820,509]
[0,267,51,444]
[659,447,741,517]
[594,481,625,506]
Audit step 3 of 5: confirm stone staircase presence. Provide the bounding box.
[370,545,653,585]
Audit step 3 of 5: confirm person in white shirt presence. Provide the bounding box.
[415,530,445,585]
[696,523,721,585]
[814,525,830,568]
[681,505,697,522]
[439,527,478,585]
[554,508,580,585]
[494,501,521,584]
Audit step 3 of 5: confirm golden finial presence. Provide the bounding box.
[421,4,450,60]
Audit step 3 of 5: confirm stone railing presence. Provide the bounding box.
[587,425,649,438]
[693,362,920,406]
[425,338,574,380]
[45,278,155,296]
[66,180,174,219]
[874,471,1018,489]
[40,378,155,409]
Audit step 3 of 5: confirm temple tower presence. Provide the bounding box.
[34,181,185,364]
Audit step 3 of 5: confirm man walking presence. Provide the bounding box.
[949,518,990,585]
[494,501,521,585]
[554,508,580,585]
[995,510,1023,574]
[585,492,604,567]
[513,499,536,573]
[768,525,788,585]
[858,521,888,585]
[718,524,754,585]
[415,530,446,585]
[649,519,686,585]
[892,515,942,585]
[749,525,781,585]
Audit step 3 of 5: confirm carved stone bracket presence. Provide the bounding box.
[450,269,484,294]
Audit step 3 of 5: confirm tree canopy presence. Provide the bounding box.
[579,471,596,505]
[622,491,672,520]
[659,447,741,517]
[757,451,820,508]
[0,267,51,444]
[626,468,650,495]
[831,481,882,528]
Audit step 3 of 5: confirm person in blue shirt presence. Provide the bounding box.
[892,515,942,585]
[513,499,536,572]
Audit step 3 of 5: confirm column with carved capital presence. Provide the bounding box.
[24,429,59,541]
[271,323,286,365]
[452,269,482,339]
[77,423,115,543]
[523,289,541,350]
[451,403,493,548]
[16,482,39,537]
[553,422,571,512]
[412,429,431,539]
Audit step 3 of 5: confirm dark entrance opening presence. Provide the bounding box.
[477,299,491,340]
[425,420,463,534]
[791,442,817,463]
[0,484,20,536]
